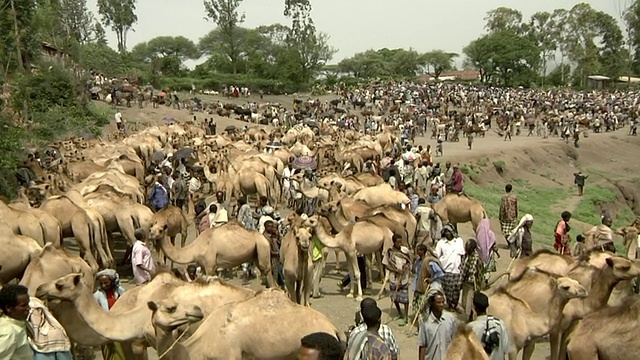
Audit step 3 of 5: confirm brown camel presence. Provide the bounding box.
[548,254,640,360]
[281,227,313,306]
[431,193,487,231]
[19,243,94,295]
[567,297,640,360]
[486,268,588,360]
[148,289,341,359]
[35,272,255,358]
[352,183,410,208]
[148,205,189,263]
[8,188,63,245]
[38,191,110,271]
[0,221,42,284]
[154,221,276,288]
[445,324,490,360]
[0,200,48,245]
[304,215,393,301]
[608,226,640,307]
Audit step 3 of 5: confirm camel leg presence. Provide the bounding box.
[334,249,342,273]
[366,254,374,288]
[521,342,535,360]
[284,275,297,303]
[304,265,313,306]
[549,330,562,360]
[346,252,363,301]
[377,271,390,300]
[70,219,99,271]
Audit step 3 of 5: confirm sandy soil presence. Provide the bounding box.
[90,95,640,360]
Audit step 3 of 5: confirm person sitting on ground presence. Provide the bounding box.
[0,284,33,360]
[348,298,399,360]
[347,306,392,360]
[467,291,511,360]
[297,332,344,360]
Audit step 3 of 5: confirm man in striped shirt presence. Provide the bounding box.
[348,298,399,360]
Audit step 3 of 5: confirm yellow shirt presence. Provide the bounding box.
[0,315,33,360]
[312,238,324,262]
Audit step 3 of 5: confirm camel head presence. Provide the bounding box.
[148,299,204,332]
[302,215,320,229]
[606,255,640,280]
[35,273,86,301]
[616,227,639,251]
[292,227,312,252]
[27,184,51,206]
[318,201,339,216]
[555,277,589,300]
[149,218,169,241]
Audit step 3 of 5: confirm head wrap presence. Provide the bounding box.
[476,218,496,265]
[96,268,121,287]
[441,224,457,238]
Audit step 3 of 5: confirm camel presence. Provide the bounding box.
[445,324,490,360]
[566,297,640,360]
[154,221,276,288]
[548,254,640,360]
[608,226,640,307]
[234,168,278,209]
[37,190,110,271]
[19,243,94,295]
[0,200,48,245]
[148,205,190,263]
[84,191,154,246]
[318,172,384,195]
[8,188,63,246]
[352,183,410,208]
[486,268,588,360]
[431,193,487,232]
[148,289,341,360]
[304,215,393,301]
[281,227,313,306]
[0,221,42,284]
[35,272,255,358]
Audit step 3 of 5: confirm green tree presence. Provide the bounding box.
[93,21,107,45]
[422,50,457,79]
[526,11,558,85]
[0,0,40,73]
[203,0,245,74]
[96,0,138,52]
[464,31,539,86]
[132,36,199,76]
[484,7,524,34]
[58,0,96,44]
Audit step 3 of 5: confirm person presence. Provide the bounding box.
[499,184,518,244]
[148,175,169,212]
[384,235,412,326]
[284,163,295,207]
[417,290,457,360]
[467,292,511,360]
[554,211,572,255]
[412,245,445,317]
[460,239,485,318]
[212,191,227,213]
[427,185,442,204]
[415,199,433,246]
[414,162,429,195]
[297,332,343,360]
[508,214,534,258]
[185,264,202,282]
[237,197,255,230]
[435,224,465,312]
[572,234,587,259]
[347,306,392,360]
[28,297,73,360]
[311,234,325,299]
[574,172,588,196]
[443,162,454,192]
[467,132,474,150]
[114,110,124,132]
[0,284,32,360]
[348,299,399,360]
[450,164,463,195]
[93,269,126,360]
[388,169,398,190]
[406,187,419,215]
[265,220,284,287]
[586,214,615,252]
[258,205,275,234]
[170,172,187,210]
[196,201,211,234]
[476,218,498,282]
[208,203,228,228]
[132,228,157,285]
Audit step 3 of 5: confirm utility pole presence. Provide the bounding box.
[9,0,25,72]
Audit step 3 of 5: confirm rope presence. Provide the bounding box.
[157,323,193,359]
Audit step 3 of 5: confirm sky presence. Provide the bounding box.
[86,0,628,67]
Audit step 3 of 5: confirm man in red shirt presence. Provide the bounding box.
[450,164,464,195]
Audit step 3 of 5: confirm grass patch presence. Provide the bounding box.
[459,165,479,181]
[465,179,569,247]
[572,185,617,225]
[493,160,506,173]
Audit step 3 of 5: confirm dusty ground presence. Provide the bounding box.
[89,96,640,360]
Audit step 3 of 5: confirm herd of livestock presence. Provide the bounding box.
[1,82,640,359]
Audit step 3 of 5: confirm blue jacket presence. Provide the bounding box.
[148,183,168,209]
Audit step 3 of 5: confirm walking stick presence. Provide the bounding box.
[408,283,431,337]
[506,248,521,272]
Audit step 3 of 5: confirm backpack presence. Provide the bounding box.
[481,316,501,355]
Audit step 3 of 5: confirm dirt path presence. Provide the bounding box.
[93,100,640,360]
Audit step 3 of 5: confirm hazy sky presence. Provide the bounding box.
[86,0,627,66]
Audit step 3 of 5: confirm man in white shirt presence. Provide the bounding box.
[114,111,124,131]
[283,164,294,206]
[435,224,465,312]
[131,228,157,285]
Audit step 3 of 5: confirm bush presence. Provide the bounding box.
[162,74,304,95]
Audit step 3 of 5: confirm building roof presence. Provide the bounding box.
[587,75,610,81]
[618,76,640,83]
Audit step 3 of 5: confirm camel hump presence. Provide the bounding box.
[61,190,88,209]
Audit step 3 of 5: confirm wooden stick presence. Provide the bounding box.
[408,283,431,336]
[506,248,521,272]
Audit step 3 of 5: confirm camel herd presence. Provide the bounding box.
[1,112,640,359]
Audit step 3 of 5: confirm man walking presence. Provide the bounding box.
[499,184,518,251]
[131,229,157,285]
[417,290,457,360]
[573,172,588,196]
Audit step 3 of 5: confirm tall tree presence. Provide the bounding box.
[624,0,640,74]
[484,7,524,34]
[526,11,557,85]
[422,50,457,79]
[1,0,39,73]
[203,0,245,74]
[59,0,95,44]
[96,0,138,52]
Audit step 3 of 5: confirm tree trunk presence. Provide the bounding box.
[9,0,24,72]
